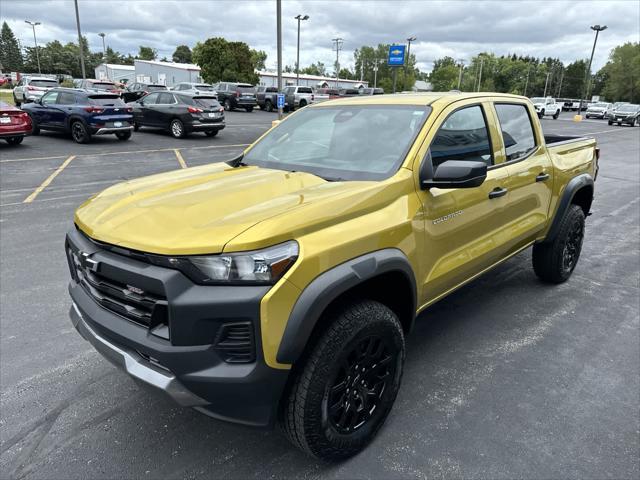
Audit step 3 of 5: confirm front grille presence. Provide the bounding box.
[214,322,255,363]
[67,247,168,329]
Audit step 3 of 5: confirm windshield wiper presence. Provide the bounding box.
[226,153,248,168]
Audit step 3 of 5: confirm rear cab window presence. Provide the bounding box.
[494,103,537,162]
[430,105,493,168]
[298,87,313,94]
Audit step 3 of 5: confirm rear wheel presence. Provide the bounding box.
[224,99,232,111]
[608,120,613,125]
[299,99,307,108]
[532,204,585,283]
[632,118,637,127]
[71,120,91,144]
[133,122,140,132]
[280,300,405,460]
[115,131,131,141]
[265,100,273,112]
[204,130,218,137]
[13,95,21,107]
[169,119,186,138]
[5,136,24,145]
[28,114,40,135]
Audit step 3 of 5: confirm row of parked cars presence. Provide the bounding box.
[529,96,640,126]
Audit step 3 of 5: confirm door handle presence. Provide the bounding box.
[536,172,550,182]
[488,187,508,199]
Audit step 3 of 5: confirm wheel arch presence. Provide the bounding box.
[543,173,594,243]
[276,248,417,365]
[66,114,88,132]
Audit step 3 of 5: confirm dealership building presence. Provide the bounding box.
[94,63,135,83]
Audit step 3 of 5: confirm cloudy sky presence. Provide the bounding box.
[2,0,638,73]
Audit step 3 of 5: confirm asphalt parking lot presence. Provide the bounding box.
[1,110,638,479]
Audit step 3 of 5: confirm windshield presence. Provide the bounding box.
[243,105,430,181]
[195,84,215,91]
[590,103,608,108]
[530,97,546,103]
[30,80,58,88]
[147,85,167,91]
[617,104,639,113]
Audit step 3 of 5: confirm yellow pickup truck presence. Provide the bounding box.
[66,92,598,459]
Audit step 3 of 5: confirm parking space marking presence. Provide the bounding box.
[174,149,187,169]
[0,143,250,164]
[23,155,76,203]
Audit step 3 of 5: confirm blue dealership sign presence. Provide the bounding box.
[277,93,285,109]
[388,45,406,66]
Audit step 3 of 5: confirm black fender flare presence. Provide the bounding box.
[66,114,88,132]
[276,248,417,364]
[543,173,594,243]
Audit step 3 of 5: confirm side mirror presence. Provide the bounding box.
[421,160,487,190]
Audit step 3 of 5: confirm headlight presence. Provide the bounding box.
[148,241,298,285]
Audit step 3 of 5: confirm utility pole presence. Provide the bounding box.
[24,21,41,74]
[73,0,86,79]
[476,56,484,92]
[556,68,564,98]
[523,63,532,96]
[276,0,283,120]
[543,71,551,97]
[332,37,343,89]
[294,14,309,86]
[579,25,607,112]
[457,59,465,90]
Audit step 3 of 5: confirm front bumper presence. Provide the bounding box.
[66,228,290,427]
[586,111,605,118]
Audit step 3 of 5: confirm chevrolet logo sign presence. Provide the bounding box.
[391,49,402,55]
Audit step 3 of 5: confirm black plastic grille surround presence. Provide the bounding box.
[67,246,168,330]
[214,322,255,363]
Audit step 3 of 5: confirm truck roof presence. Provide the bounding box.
[310,92,529,107]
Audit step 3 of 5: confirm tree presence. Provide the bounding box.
[192,37,259,84]
[429,56,459,91]
[0,22,23,72]
[172,45,192,63]
[353,44,417,92]
[250,49,267,71]
[137,46,157,61]
[562,60,588,98]
[599,42,640,103]
[301,62,327,76]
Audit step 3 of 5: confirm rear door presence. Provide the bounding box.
[415,101,512,302]
[493,102,554,245]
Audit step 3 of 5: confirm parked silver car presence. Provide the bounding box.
[13,76,59,106]
[172,82,217,98]
[586,102,613,119]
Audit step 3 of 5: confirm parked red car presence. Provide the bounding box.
[0,101,32,145]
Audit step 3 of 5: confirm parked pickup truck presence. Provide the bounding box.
[256,86,286,112]
[530,97,562,119]
[282,85,314,111]
[67,92,598,460]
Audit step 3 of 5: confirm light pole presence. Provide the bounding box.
[277,0,283,120]
[332,37,343,89]
[98,33,106,60]
[578,25,607,113]
[457,59,465,90]
[24,20,41,74]
[373,62,379,88]
[405,35,416,80]
[476,56,484,92]
[294,14,309,86]
[73,0,86,79]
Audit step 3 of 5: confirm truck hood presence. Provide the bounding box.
[74,163,376,255]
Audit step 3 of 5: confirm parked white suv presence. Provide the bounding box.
[586,102,613,119]
[530,97,561,119]
[172,82,217,98]
[13,76,59,106]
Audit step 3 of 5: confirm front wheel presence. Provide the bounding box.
[71,121,91,144]
[244,106,253,113]
[115,131,131,141]
[13,95,21,107]
[608,120,613,125]
[299,100,307,108]
[538,110,544,119]
[169,119,186,138]
[280,300,405,460]
[133,122,140,132]
[5,136,24,145]
[532,204,585,283]
[204,130,218,137]
[553,110,560,119]
[224,99,232,111]
[265,100,273,112]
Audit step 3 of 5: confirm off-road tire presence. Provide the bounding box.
[532,204,585,283]
[280,300,405,460]
[5,136,24,145]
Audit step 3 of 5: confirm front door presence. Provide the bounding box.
[416,102,512,304]
[34,91,59,127]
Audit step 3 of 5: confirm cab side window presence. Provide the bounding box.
[494,104,537,161]
[431,105,493,168]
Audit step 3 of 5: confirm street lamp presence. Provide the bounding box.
[98,33,106,61]
[73,0,86,79]
[294,14,309,85]
[578,25,607,114]
[24,20,41,74]
[405,35,416,77]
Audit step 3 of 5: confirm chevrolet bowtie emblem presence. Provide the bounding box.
[391,49,402,55]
